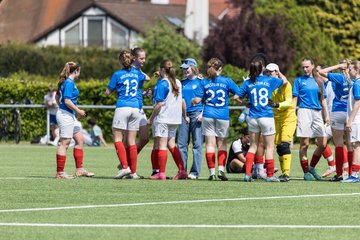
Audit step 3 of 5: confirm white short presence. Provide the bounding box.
[325,124,332,139]
[112,107,141,131]
[350,122,360,143]
[139,109,148,127]
[247,117,276,136]
[56,109,82,138]
[202,117,229,138]
[330,111,347,130]
[152,122,178,138]
[296,108,327,138]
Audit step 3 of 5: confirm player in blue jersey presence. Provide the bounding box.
[191,58,241,181]
[293,58,330,181]
[318,59,353,181]
[238,60,288,182]
[106,50,145,179]
[55,62,94,179]
[177,58,203,179]
[132,48,151,154]
[148,60,187,180]
[343,61,360,182]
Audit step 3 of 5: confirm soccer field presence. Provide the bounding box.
[0,144,360,240]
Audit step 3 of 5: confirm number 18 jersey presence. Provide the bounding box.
[195,76,241,120]
[239,75,283,118]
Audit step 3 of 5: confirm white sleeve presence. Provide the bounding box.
[231,139,243,154]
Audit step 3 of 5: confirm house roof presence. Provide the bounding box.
[0,0,186,44]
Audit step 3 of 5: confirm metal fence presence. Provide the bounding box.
[0,104,247,142]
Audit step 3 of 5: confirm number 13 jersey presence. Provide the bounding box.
[239,75,284,118]
[195,76,241,120]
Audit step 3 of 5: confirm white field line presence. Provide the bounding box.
[0,223,360,229]
[0,192,359,213]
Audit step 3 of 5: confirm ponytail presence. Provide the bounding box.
[118,50,134,70]
[207,58,222,80]
[249,60,263,82]
[312,68,324,102]
[58,62,80,88]
[160,59,179,97]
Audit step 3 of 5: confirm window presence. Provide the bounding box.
[111,23,127,48]
[87,19,104,47]
[65,23,80,47]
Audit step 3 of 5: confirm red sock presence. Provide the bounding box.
[128,145,138,174]
[335,147,344,177]
[348,151,353,175]
[255,155,264,164]
[73,148,83,169]
[126,147,132,171]
[245,152,255,176]
[169,147,184,171]
[351,164,360,173]
[151,149,159,170]
[300,158,309,173]
[265,159,274,177]
[206,152,216,169]
[218,150,227,167]
[310,154,321,168]
[343,149,349,176]
[114,141,128,169]
[56,154,66,172]
[328,160,335,167]
[158,150,167,173]
[322,145,332,159]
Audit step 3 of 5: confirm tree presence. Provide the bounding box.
[202,0,296,75]
[255,0,342,76]
[138,20,202,78]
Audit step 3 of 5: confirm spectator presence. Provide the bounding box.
[83,118,108,147]
[44,84,59,146]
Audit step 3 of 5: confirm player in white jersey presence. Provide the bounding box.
[44,84,59,145]
[148,60,187,180]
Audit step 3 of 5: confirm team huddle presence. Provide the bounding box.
[54,49,360,183]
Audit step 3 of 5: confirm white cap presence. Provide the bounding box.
[266,63,279,72]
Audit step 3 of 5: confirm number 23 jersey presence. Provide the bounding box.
[195,76,241,120]
[239,75,284,118]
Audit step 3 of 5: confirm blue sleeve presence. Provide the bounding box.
[292,78,299,97]
[63,81,74,99]
[194,80,204,98]
[108,72,118,91]
[228,78,241,95]
[154,80,170,102]
[328,73,344,85]
[273,77,283,90]
[238,81,248,98]
[354,83,360,100]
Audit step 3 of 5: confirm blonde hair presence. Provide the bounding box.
[119,50,133,70]
[341,58,352,87]
[58,62,80,88]
[160,59,179,97]
[207,58,222,79]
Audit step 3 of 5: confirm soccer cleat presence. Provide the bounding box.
[172,170,188,180]
[330,175,343,182]
[187,173,198,180]
[74,168,95,177]
[217,170,228,181]
[304,172,314,181]
[252,168,267,179]
[56,172,74,179]
[322,166,336,177]
[124,173,144,179]
[114,167,131,179]
[265,176,280,182]
[208,175,217,181]
[278,174,290,182]
[341,175,359,183]
[243,175,254,182]
[309,167,321,181]
[149,172,166,180]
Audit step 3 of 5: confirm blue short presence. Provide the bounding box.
[50,114,58,125]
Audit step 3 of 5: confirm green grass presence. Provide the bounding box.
[0,144,360,240]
